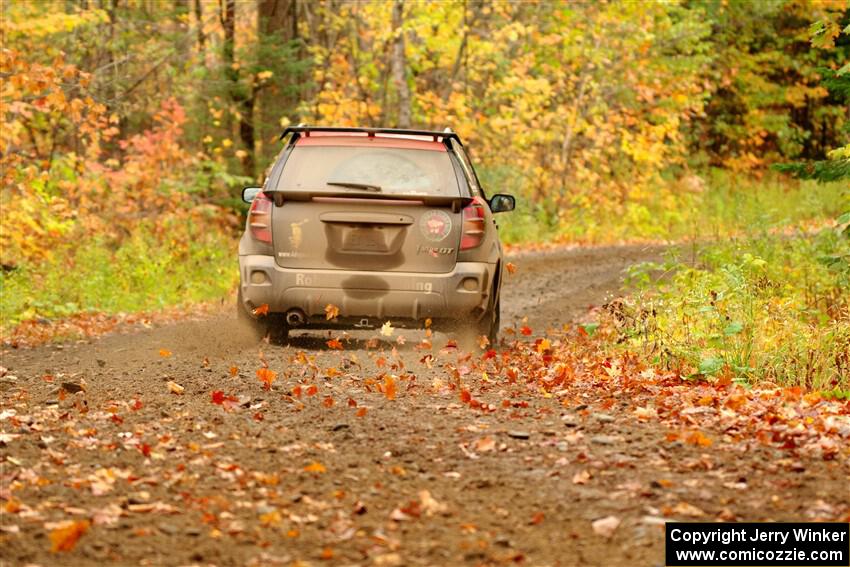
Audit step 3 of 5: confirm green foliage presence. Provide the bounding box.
[496,169,846,245]
[0,224,237,330]
[621,229,850,389]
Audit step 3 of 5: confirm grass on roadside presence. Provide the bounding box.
[0,223,238,333]
[487,168,846,245]
[615,227,850,391]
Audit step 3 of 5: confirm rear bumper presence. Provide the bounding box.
[239,254,494,322]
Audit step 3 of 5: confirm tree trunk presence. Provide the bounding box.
[257,0,298,166]
[222,0,256,177]
[391,0,411,128]
[193,0,205,55]
[259,0,297,41]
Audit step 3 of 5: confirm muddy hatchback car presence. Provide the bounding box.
[237,126,515,343]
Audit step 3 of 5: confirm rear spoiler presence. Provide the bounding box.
[266,190,473,211]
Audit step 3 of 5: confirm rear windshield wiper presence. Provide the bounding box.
[326,181,382,192]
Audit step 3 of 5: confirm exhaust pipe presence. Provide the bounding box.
[285,309,306,327]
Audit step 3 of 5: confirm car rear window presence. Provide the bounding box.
[274,146,461,197]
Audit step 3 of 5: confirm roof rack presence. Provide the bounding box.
[279,126,461,145]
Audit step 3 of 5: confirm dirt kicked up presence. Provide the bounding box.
[1,245,848,566]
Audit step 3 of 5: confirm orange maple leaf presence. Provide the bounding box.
[356,407,368,417]
[326,338,344,350]
[322,396,335,408]
[158,349,172,357]
[506,262,518,275]
[229,366,238,377]
[256,368,277,390]
[685,430,713,447]
[50,520,90,553]
[252,304,270,317]
[520,326,532,336]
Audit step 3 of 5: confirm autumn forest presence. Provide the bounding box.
[1,0,849,565]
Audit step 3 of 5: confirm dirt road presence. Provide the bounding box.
[2,244,848,566]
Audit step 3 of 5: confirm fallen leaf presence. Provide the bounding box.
[356,407,368,417]
[229,366,238,377]
[256,368,277,390]
[326,338,344,350]
[634,406,657,420]
[49,520,90,552]
[685,430,713,447]
[325,304,340,320]
[672,502,705,517]
[304,462,327,474]
[419,490,449,516]
[530,512,545,525]
[591,515,620,538]
[159,349,172,357]
[572,470,592,485]
[520,326,532,336]
[211,391,237,405]
[167,381,184,395]
[381,321,394,337]
[474,436,496,452]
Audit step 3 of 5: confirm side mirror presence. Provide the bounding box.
[242,187,262,203]
[489,194,515,213]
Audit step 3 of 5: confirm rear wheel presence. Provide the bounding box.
[478,297,500,347]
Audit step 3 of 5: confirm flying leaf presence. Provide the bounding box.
[381,321,394,337]
[159,349,172,357]
[325,304,340,320]
[49,520,90,553]
[326,338,344,350]
[506,262,518,275]
[252,304,270,317]
[382,374,397,400]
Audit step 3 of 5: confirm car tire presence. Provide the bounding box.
[478,297,500,347]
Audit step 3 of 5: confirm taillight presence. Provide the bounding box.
[248,192,273,243]
[460,197,487,250]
